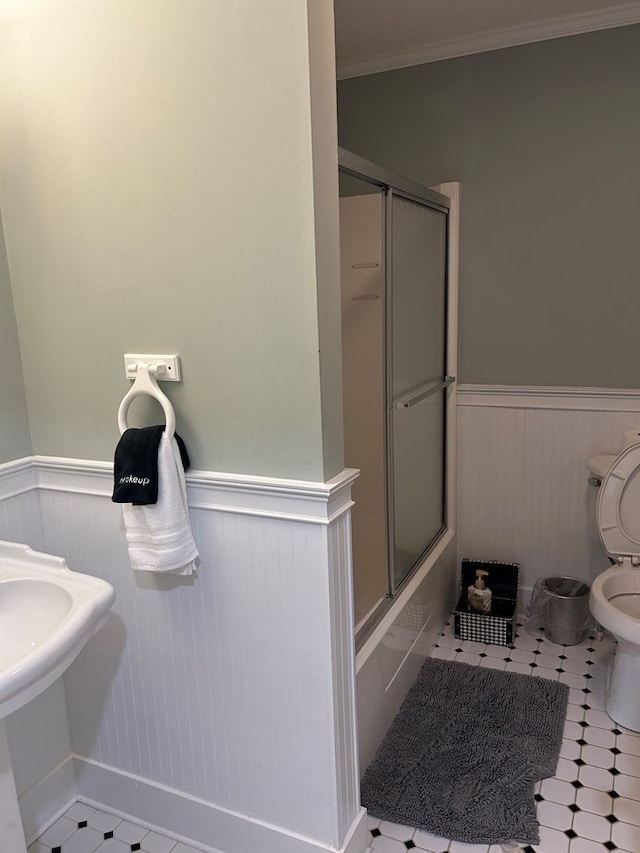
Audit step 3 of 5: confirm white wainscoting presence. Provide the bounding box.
[457,385,640,605]
[0,457,367,853]
[0,460,43,550]
[6,383,632,848]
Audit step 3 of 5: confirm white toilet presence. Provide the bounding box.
[589,442,640,731]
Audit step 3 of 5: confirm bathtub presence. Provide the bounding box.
[355,530,457,771]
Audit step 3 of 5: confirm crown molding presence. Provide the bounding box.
[337,2,640,79]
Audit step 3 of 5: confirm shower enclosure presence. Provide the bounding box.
[338,149,454,647]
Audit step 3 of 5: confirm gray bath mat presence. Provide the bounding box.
[360,658,569,845]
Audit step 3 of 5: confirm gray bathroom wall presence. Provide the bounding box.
[0,211,31,463]
[0,0,342,480]
[337,25,640,388]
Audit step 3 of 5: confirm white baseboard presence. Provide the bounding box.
[73,757,368,853]
[20,756,76,845]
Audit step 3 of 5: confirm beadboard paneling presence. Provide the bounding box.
[327,512,359,840]
[51,504,327,838]
[28,464,361,850]
[457,387,640,602]
[0,486,43,552]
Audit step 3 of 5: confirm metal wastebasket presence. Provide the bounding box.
[542,576,591,646]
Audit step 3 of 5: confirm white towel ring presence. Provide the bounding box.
[117,362,176,436]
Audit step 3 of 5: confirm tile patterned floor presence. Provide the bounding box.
[30,621,640,853]
[29,801,203,853]
[366,619,640,853]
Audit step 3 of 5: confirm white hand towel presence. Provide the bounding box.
[122,432,200,574]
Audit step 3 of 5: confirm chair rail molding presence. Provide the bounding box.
[0,456,359,524]
[458,384,640,412]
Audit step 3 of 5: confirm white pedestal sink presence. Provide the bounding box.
[0,719,27,853]
[0,540,115,852]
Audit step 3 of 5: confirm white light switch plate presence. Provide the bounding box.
[123,353,181,381]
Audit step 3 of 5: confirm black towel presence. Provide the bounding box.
[112,425,190,505]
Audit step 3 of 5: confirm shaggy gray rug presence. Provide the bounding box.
[360,658,569,845]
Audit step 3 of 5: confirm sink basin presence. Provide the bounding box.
[0,539,115,718]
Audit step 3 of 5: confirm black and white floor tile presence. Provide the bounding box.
[366,620,640,853]
[29,621,640,853]
[29,801,202,853]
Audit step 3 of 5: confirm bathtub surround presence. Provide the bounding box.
[0,457,366,853]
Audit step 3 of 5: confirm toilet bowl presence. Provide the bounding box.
[589,442,640,731]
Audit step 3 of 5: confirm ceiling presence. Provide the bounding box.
[334,0,640,78]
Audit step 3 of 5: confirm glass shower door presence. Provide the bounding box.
[388,192,448,592]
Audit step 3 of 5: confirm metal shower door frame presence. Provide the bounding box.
[338,147,451,614]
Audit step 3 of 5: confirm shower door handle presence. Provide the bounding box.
[392,376,455,410]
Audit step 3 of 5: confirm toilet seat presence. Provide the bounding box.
[597,443,640,562]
